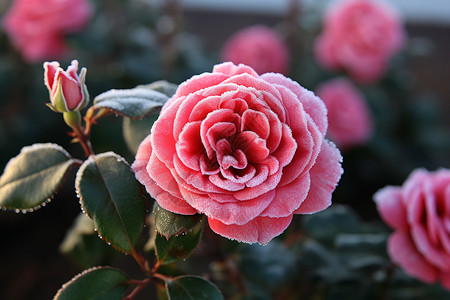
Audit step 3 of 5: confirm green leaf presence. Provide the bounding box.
[59,213,118,268]
[92,87,169,118]
[137,80,178,97]
[166,276,224,300]
[155,217,204,265]
[0,143,75,211]
[54,266,128,300]
[75,152,145,253]
[122,112,159,154]
[153,202,202,238]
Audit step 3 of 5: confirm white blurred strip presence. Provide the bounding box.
[179,0,450,25]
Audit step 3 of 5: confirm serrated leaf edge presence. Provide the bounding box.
[166,275,224,300]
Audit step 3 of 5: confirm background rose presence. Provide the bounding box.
[374,169,450,289]
[133,62,342,244]
[221,25,290,75]
[316,78,373,149]
[2,0,92,63]
[314,0,406,84]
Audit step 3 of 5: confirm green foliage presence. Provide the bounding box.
[92,86,169,118]
[165,275,224,300]
[153,203,203,238]
[75,152,145,253]
[54,266,129,300]
[0,143,76,211]
[155,215,204,265]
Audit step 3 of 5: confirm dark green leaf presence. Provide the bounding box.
[137,80,178,97]
[166,276,224,300]
[155,215,204,265]
[76,152,145,253]
[153,202,202,238]
[0,143,75,211]
[122,112,159,154]
[54,266,128,300]
[60,213,118,268]
[93,87,168,118]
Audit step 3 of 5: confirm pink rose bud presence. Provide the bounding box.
[316,78,373,149]
[314,0,406,83]
[132,62,343,244]
[221,25,290,75]
[374,169,450,289]
[44,60,89,113]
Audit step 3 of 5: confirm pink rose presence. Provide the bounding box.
[221,25,290,75]
[316,78,372,149]
[44,60,89,112]
[132,62,342,244]
[2,0,92,63]
[374,169,450,289]
[314,0,406,83]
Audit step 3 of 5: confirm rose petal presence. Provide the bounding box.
[294,141,342,214]
[388,231,438,284]
[241,109,270,140]
[151,98,183,168]
[373,186,409,231]
[411,224,450,271]
[261,173,310,218]
[176,121,204,171]
[208,214,293,244]
[213,62,259,77]
[60,70,83,110]
[262,73,328,135]
[174,72,229,98]
[181,186,275,225]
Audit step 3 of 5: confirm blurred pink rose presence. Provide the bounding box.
[374,169,450,289]
[221,25,290,75]
[314,0,406,83]
[2,0,92,63]
[132,62,342,244]
[316,78,372,148]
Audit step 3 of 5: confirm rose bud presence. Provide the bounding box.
[44,60,89,113]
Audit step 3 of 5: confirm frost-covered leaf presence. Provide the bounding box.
[54,266,128,300]
[76,152,145,253]
[153,203,202,238]
[0,143,75,211]
[93,87,168,118]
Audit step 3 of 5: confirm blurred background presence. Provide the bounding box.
[0,0,449,299]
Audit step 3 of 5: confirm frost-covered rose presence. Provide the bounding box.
[2,0,92,62]
[44,60,89,113]
[316,78,372,148]
[314,0,406,83]
[221,25,290,75]
[132,62,343,244]
[374,169,450,289]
